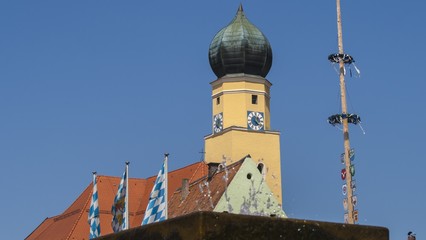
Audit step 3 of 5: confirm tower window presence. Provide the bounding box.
[257,162,266,180]
[216,97,220,105]
[257,163,264,173]
[252,95,258,104]
[218,163,225,172]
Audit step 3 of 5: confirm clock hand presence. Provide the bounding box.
[253,116,260,125]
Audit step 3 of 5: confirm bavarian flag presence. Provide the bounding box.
[111,168,127,232]
[88,172,100,239]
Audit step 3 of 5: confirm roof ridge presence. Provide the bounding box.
[93,175,144,181]
[53,209,81,222]
[188,161,206,183]
[225,157,246,168]
[189,158,244,189]
[65,176,95,240]
[60,181,92,215]
[24,217,53,240]
[99,161,204,180]
[168,161,205,177]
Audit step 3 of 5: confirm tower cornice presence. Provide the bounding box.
[211,89,270,100]
[204,126,280,140]
[210,74,272,88]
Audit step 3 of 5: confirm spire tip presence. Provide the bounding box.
[238,3,244,12]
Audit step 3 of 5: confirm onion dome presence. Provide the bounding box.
[209,5,273,78]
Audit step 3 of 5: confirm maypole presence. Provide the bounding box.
[328,0,361,224]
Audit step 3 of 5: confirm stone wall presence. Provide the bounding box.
[96,212,389,240]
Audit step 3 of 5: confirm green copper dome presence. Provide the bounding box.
[209,5,273,78]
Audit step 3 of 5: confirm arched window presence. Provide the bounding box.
[257,163,267,180]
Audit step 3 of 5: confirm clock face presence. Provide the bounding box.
[213,113,223,133]
[247,111,264,131]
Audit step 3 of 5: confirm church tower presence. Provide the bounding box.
[204,5,282,203]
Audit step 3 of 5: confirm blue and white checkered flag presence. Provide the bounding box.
[88,172,101,239]
[111,165,128,232]
[142,155,168,225]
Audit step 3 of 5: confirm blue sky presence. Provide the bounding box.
[1,1,425,239]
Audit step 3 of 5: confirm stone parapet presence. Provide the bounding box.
[96,212,388,240]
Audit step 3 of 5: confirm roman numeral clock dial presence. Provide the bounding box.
[247,111,264,131]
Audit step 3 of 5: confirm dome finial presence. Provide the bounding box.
[238,3,243,13]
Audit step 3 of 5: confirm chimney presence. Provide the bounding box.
[180,178,189,201]
[207,162,220,181]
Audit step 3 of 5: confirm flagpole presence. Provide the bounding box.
[92,171,96,189]
[125,161,130,230]
[164,153,169,220]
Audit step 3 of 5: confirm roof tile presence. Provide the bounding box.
[168,160,243,218]
[26,161,208,240]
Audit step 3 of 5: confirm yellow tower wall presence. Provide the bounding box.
[211,75,272,131]
[204,127,282,203]
[206,74,282,204]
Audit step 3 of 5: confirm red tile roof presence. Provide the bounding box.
[168,160,243,218]
[26,161,208,240]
